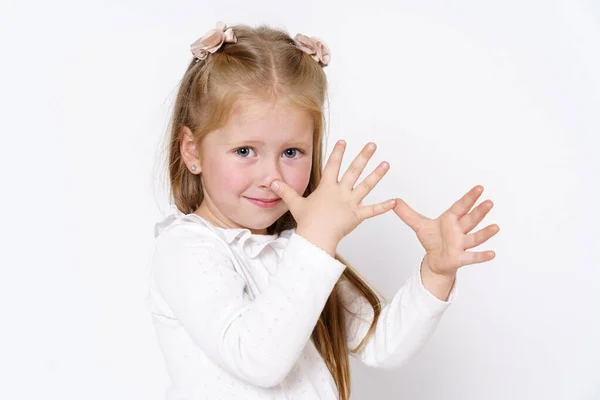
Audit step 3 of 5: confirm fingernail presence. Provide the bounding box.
[271,181,279,190]
[338,139,346,145]
[381,162,389,170]
[368,143,376,150]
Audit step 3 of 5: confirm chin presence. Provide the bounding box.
[247,219,277,232]
[240,214,284,232]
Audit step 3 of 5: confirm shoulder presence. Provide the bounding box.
[149,221,238,291]
[152,211,233,265]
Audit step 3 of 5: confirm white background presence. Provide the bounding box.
[1,0,598,398]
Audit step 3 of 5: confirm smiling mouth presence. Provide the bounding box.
[244,197,281,208]
[246,197,279,202]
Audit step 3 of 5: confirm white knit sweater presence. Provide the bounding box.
[145,205,458,399]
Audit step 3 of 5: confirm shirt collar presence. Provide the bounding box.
[154,204,293,259]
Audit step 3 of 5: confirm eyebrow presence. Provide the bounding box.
[233,140,265,145]
[229,139,311,147]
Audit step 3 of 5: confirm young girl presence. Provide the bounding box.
[145,22,499,400]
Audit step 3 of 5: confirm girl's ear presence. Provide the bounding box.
[179,126,202,174]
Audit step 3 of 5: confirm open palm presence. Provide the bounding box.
[393,185,500,276]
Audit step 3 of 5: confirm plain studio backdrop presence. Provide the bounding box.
[0,0,598,399]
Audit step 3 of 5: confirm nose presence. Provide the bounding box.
[257,156,284,188]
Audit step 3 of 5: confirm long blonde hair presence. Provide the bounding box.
[163,23,386,400]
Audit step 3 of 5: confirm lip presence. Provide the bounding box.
[244,196,281,208]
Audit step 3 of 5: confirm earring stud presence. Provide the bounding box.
[191,165,197,172]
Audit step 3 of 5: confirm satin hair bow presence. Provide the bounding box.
[190,21,237,61]
[292,33,331,66]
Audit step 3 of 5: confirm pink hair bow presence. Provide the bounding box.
[190,21,237,61]
[293,33,331,66]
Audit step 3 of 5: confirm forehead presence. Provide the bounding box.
[218,100,314,145]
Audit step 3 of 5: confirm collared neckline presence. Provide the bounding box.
[154,204,293,259]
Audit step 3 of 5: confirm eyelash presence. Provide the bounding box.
[234,147,305,159]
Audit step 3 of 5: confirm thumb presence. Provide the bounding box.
[393,198,427,231]
[270,179,300,211]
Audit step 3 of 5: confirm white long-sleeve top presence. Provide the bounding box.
[144,205,458,399]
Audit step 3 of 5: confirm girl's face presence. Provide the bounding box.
[192,99,314,235]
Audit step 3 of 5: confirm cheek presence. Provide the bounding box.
[284,161,312,195]
[207,161,249,194]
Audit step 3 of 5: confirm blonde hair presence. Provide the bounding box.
[162,23,386,400]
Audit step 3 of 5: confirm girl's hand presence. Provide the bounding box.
[270,140,397,255]
[393,185,499,277]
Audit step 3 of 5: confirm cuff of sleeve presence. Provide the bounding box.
[284,232,347,279]
[411,263,459,317]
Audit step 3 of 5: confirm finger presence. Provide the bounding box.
[447,185,484,220]
[339,142,377,192]
[392,198,428,232]
[321,140,347,183]
[463,224,500,250]
[356,199,397,221]
[459,200,494,234]
[460,250,496,266]
[270,179,300,213]
[351,160,390,204]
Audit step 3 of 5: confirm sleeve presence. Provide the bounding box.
[339,261,458,368]
[150,226,346,388]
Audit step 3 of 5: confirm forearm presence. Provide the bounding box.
[343,255,458,368]
[420,255,456,302]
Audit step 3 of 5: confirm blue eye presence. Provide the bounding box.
[283,148,303,159]
[235,147,255,157]
[234,147,304,159]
